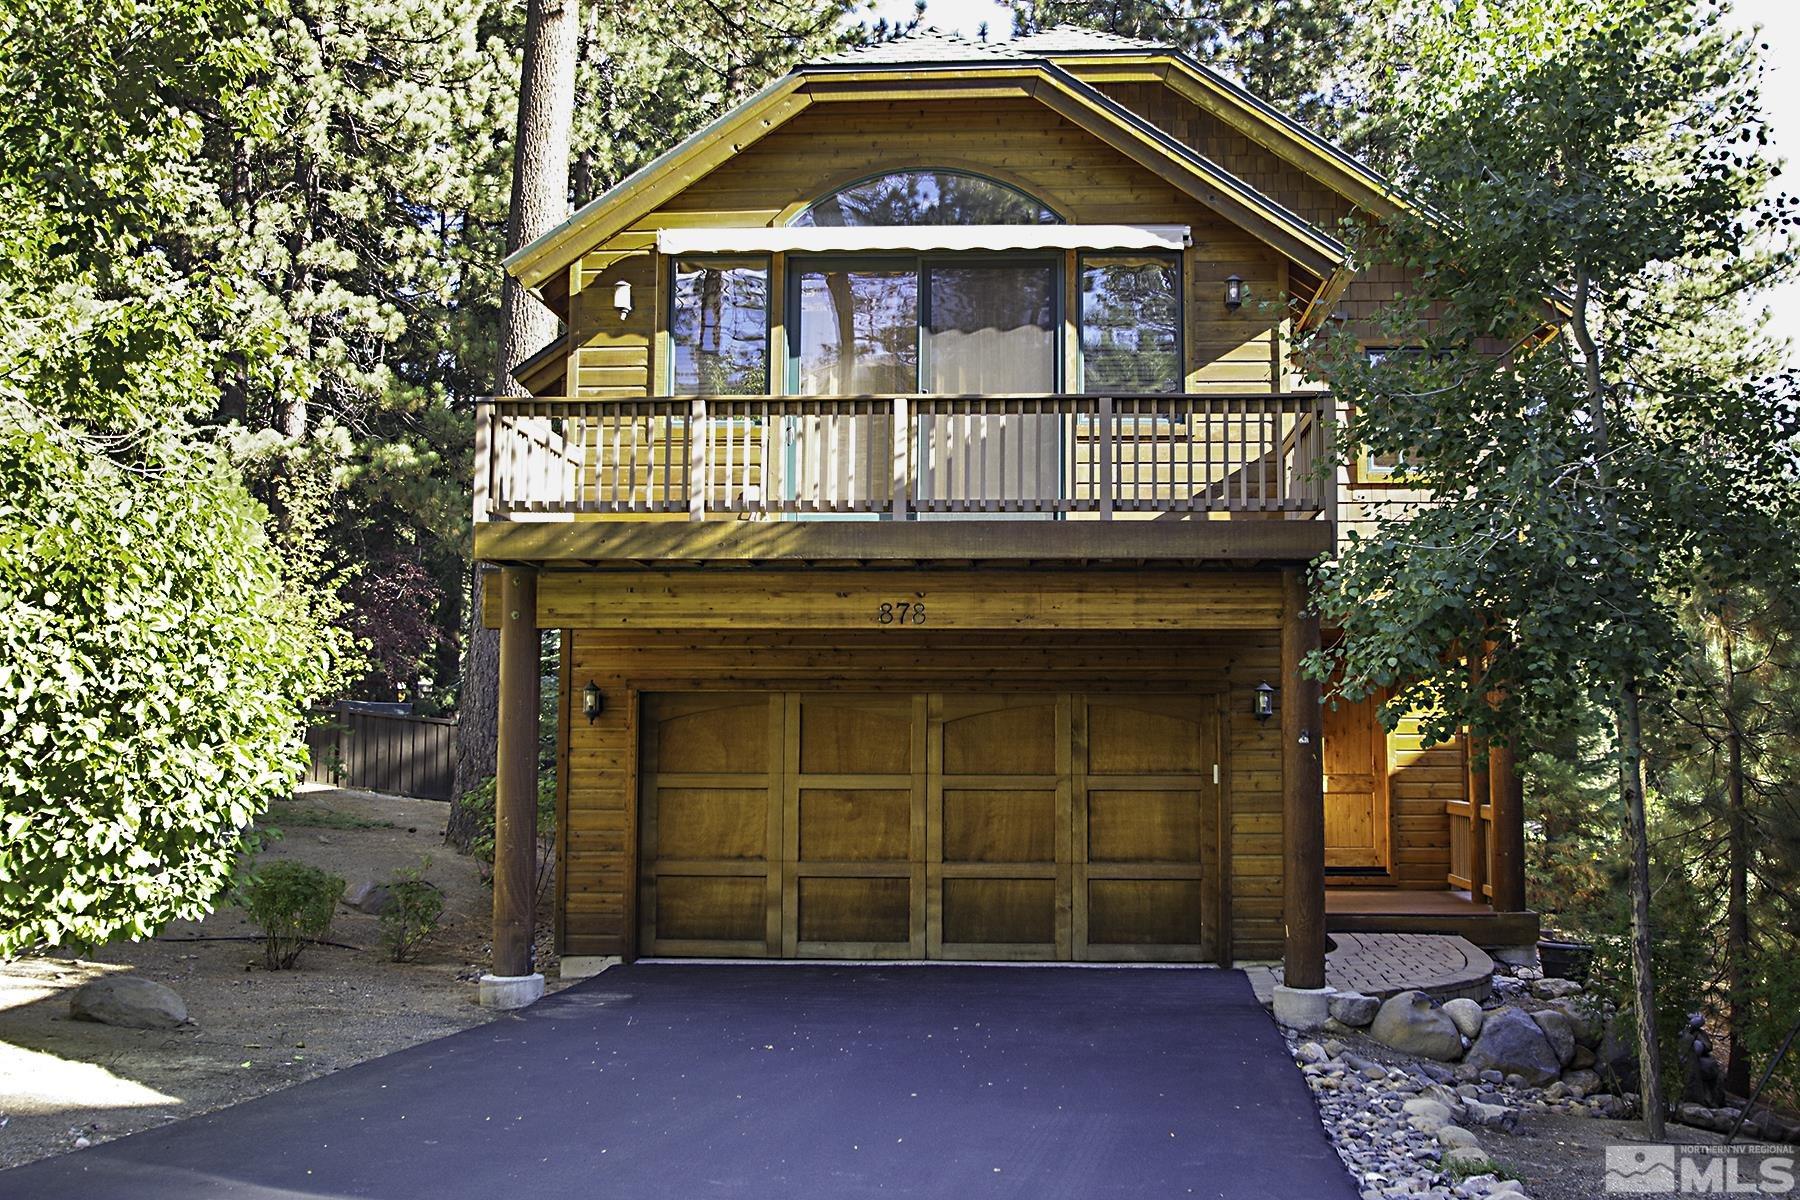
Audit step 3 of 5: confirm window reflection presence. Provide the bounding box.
[795,266,920,394]
[794,171,1060,227]
[671,258,768,394]
[1080,256,1181,393]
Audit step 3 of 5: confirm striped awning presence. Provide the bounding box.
[655,223,1192,256]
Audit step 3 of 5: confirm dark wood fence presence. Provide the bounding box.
[304,703,459,801]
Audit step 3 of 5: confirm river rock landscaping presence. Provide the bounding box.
[1288,965,1800,1199]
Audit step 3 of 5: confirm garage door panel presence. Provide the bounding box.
[798,788,912,862]
[941,878,1057,945]
[942,789,1057,863]
[1086,879,1205,948]
[1087,790,1207,863]
[1086,701,1209,775]
[655,875,767,942]
[648,697,771,774]
[655,789,768,860]
[941,700,1057,775]
[796,876,912,945]
[797,695,914,775]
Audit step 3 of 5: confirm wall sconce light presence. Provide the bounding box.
[1253,681,1276,722]
[583,681,604,723]
[1224,274,1245,311]
[613,280,633,321]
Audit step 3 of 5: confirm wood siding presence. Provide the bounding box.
[561,621,1289,962]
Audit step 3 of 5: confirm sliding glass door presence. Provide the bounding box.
[788,256,1062,516]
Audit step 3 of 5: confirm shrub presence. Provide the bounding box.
[239,860,344,969]
[379,859,445,962]
[463,772,556,903]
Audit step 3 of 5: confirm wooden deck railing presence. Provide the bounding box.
[473,392,1334,521]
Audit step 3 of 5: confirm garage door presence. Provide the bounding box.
[637,691,1219,961]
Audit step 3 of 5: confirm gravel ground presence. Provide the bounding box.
[0,787,561,1170]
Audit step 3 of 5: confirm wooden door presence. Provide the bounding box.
[639,689,1221,961]
[1075,695,1218,962]
[928,694,1069,959]
[1322,692,1388,870]
[637,693,782,956]
[783,693,926,957]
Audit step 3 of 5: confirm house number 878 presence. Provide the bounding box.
[875,601,926,626]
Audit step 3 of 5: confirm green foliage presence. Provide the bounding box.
[238,860,345,969]
[379,859,445,962]
[463,773,557,869]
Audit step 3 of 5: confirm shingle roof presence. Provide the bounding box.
[817,24,1175,68]
[819,27,1028,66]
[1006,24,1174,54]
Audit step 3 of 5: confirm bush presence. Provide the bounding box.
[463,772,556,903]
[380,859,445,962]
[239,860,344,969]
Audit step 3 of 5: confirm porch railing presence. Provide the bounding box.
[473,392,1334,521]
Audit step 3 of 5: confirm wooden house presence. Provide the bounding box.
[474,27,1540,996]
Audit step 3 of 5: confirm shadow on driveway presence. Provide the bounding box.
[0,964,1357,1199]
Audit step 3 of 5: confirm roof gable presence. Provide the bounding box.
[505,51,1360,292]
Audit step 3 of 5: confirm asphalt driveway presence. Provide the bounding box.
[0,964,1357,1199]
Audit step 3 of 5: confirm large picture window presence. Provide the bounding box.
[1079,255,1181,393]
[793,264,920,394]
[670,257,768,394]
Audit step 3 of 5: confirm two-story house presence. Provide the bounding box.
[472,27,1539,1009]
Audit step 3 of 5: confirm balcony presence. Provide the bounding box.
[472,392,1336,564]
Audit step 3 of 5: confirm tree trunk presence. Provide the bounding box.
[1723,606,1753,1097]
[447,0,578,847]
[1570,265,1665,1138]
[1620,677,1667,1138]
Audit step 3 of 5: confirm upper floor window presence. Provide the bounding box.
[670,257,769,394]
[792,170,1061,228]
[1079,254,1182,394]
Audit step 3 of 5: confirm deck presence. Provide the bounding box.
[1325,887,1540,949]
[474,391,1337,564]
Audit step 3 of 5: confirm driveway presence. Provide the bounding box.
[0,964,1357,1199]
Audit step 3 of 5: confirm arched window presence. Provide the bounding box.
[792,170,1061,227]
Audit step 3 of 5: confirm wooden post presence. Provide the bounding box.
[1096,395,1114,521]
[493,566,541,979]
[1282,568,1327,989]
[1488,737,1527,913]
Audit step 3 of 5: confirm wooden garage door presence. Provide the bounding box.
[638,691,1218,960]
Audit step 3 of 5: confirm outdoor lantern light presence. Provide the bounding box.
[1253,681,1276,722]
[583,681,604,723]
[1224,274,1245,311]
[613,279,633,321]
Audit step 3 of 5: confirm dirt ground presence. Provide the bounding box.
[0,787,562,1171]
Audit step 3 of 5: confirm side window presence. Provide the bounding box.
[1079,255,1181,394]
[1358,346,1427,481]
[670,258,769,394]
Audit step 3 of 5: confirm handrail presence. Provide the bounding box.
[475,392,1335,523]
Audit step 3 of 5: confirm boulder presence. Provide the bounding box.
[1328,991,1381,1028]
[1563,1068,1604,1098]
[1436,1125,1480,1150]
[1532,977,1584,1000]
[342,880,393,915]
[1548,997,1605,1047]
[1403,1097,1456,1133]
[1463,1100,1521,1133]
[1571,1045,1597,1070]
[1296,1041,1329,1065]
[70,975,188,1029]
[1368,990,1465,1062]
[1465,1007,1562,1087]
[1531,1008,1577,1066]
[1442,997,1486,1039]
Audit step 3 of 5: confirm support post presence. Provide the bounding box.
[1488,737,1528,913]
[1281,567,1326,990]
[482,564,545,1010]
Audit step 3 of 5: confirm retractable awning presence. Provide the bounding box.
[655,223,1192,256]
